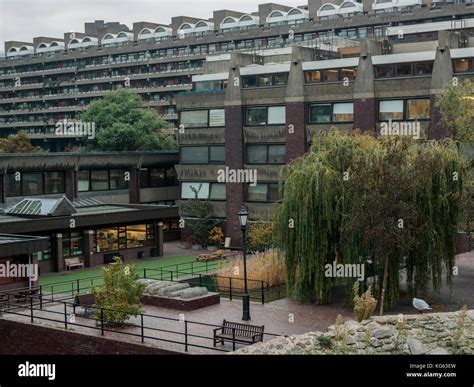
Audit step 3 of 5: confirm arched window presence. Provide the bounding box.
[155,27,166,33]
[117,32,129,38]
[180,23,192,30]
[288,8,303,15]
[341,1,356,8]
[19,46,29,51]
[103,34,114,40]
[69,39,80,45]
[240,15,253,22]
[321,4,336,11]
[38,43,48,49]
[50,42,59,47]
[223,17,237,24]
[82,37,92,43]
[8,47,18,53]
[268,10,284,18]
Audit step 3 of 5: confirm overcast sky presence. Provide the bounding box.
[0,0,305,49]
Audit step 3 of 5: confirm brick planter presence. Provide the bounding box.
[140,293,220,311]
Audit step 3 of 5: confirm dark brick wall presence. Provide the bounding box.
[0,319,178,355]
[354,98,375,133]
[224,105,244,246]
[285,102,306,162]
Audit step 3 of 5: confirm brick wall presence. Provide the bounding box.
[0,319,179,355]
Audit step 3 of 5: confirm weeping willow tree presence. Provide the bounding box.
[274,129,467,313]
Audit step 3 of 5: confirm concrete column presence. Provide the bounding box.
[0,174,6,204]
[157,222,164,257]
[64,170,76,200]
[82,230,95,268]
[429,35,455,139]
[53,233,64,272]
[129,168,141,204]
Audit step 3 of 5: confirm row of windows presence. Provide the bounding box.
[140,167,179,188]
[77,169,128,192]
[180,181,281,202]
[6,172,65,197]
[242,73,288,88]
[246,106,286,126]
[180,146,225,164]
[375,62,433,79]
[305,67,357,83]
[180,109,225,128]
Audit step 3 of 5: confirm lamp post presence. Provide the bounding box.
[238,205,250,321]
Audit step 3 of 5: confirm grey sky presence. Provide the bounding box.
[0,0,304,47]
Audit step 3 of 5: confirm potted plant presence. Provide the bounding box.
[208,226,224,251]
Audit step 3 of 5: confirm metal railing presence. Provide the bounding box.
[0,293,283,353]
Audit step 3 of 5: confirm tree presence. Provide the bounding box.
[92,257,145,326]
[80,88,177,151]
[274,129,467,313]
[180,184,216,247]
[0,131,45,153]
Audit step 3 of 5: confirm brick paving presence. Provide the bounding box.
[2,251,472,354]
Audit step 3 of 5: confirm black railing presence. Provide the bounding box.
[0,293,283,353]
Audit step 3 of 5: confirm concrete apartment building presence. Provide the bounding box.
[1,1,474,150]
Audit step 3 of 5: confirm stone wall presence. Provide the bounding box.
[233,310,474,355]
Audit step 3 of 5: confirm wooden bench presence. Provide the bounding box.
[73,293,96,317]
[196,249,227,262]
[65,257,85,271]
[213,319,264,347]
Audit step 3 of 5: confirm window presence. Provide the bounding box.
[78,170,129,191]
[242,73,288,88]
[305,70,321,82]
[209,183,226,200]
[246,106,286,125]
[21,173,43,196]
[323,69,339,82]
[247,144,286,164]
[247,183,281,202]
[140,167,177,188]
[309,102,354,123]
[44,172,65,194]
[126,225,146,248]
[181,182,209,199]
[180,146,225,164]
[63,232,83,258]
[6,174,21,197]
[396,63,412,77]
[406,99,430,120]
[305,68,357,83]
[415,62,433,75]
[180,110,208,128]
[180,109,225,128]
[379,100,404,121]
[375,62,433,79]
[96,228,119,252]
[375,65,393,79]
[341,67,357,81]
[453,58,473,73]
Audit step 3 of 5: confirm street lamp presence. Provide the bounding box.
[238,204,250,321]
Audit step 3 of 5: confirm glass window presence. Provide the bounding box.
[415,62,433,75]
[341,68,357,81]
[181,182,210,199]
[96,228,118,252]
[126,225,146,248]
[323,69,339,82]
[247,145,267,164]
[209,109,225,127]
[257,74,272,87]
[310,104,332,123]
[181,110,208,128]
[181,146,208,163]
[246,107,267,126]
[210,146,225,163]
[268,145,286,163]
[109,169,128,190]
[166,167,178,186]
[248,184,268,202]
[6,174,21,197]
[149,168,166,187]
[407,99,430,120]
[243,76,257,88]
[90,170,109,191]
[44,172,65,194]
[305,70,321,83]
[267,106,286,125]
[379,100,404,121]
[453,58,472,73]
[22,173,43,196]
[396,63,412,77]
[273,73,288,85]
[77,171,90,192]
[333,102,354,122]
[63,232,83,257]
[268,183,281,202]
[210,183,226,200]
[375,65,393,78]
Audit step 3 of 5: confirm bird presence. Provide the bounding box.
[413,298,432,313]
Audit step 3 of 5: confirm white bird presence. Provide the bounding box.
[413,298,432,313]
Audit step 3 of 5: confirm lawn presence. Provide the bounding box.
[39,255,227,294]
